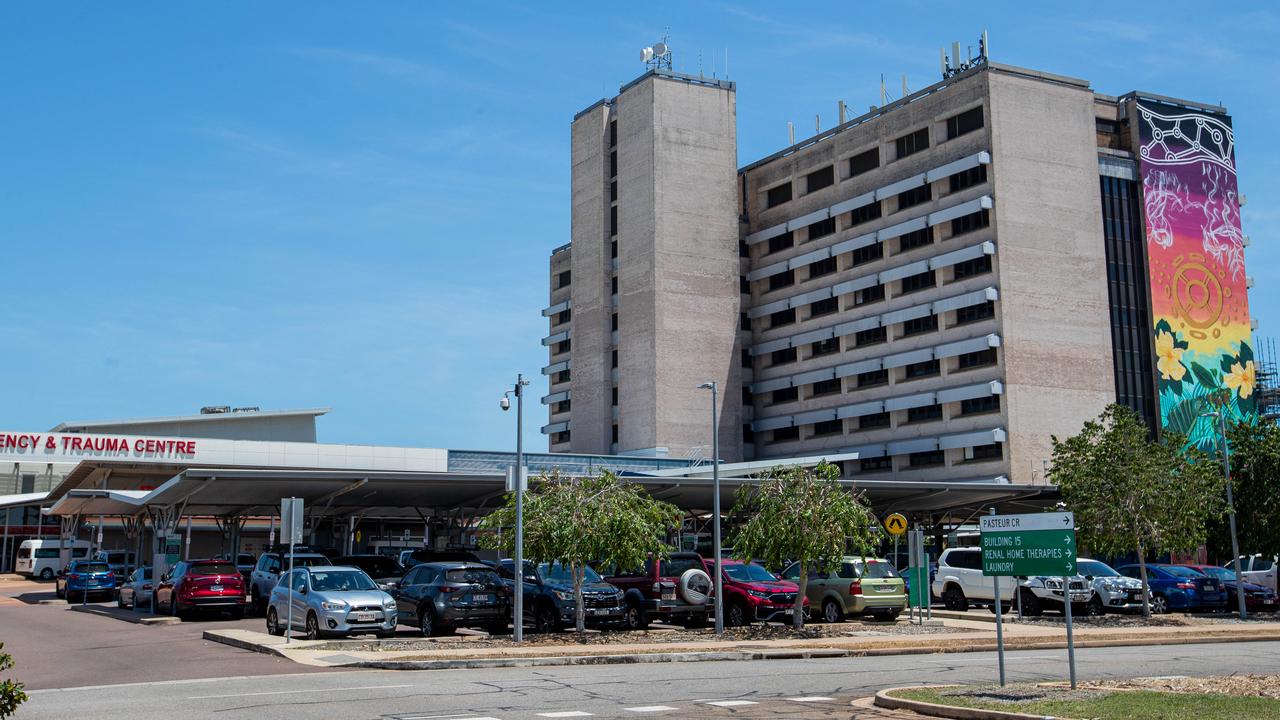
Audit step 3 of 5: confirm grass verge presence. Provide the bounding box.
[894,685,1280,719]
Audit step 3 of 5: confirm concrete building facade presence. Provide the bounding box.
[544,56,1250,485]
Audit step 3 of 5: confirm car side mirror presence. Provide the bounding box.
[384,581,398,590]
[1086,576,1094,581]
[524,575,539,584]
[300,586,308,595]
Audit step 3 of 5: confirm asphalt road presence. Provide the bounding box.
[22,641,1280,719]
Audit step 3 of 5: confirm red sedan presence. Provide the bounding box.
[156,559,247,619]
[1182,564,1277,613]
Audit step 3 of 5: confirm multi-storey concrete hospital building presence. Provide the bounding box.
[543,46,1259,483]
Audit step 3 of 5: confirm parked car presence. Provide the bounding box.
[15,539,90,580]
[1075,558,1146,614]
[116,566,154,610]
[599,552,712,629]
[1182,564,1278,612]
[931,547,1017,612]
[156,559,247,619]
[249,550,330,614]
[333,555,405,590]
[55,560,116,602]
[711,559,806,625]
[1116,563,1228,613]
[95,550,137,579]
[217,553,257,581]
[783,556,903,622]
[388,561,509,636]
[1232,555,1278,593]
[496,559,625,632]
[266,566,397,639]
[1018,574,1094,616]
[401,549,481,571]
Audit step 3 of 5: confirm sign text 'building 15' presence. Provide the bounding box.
[980,512,1076,577]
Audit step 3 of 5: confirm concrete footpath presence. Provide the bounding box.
[204,617,1280,670]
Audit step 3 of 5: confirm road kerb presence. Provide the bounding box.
[69,604,181,626]
[874,686,1070,720]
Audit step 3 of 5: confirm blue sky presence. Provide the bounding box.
[1,1,1276,451]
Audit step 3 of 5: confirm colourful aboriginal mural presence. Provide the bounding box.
[1135,100,1257,449]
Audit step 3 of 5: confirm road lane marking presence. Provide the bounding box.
[625,707,678,713]
[187,683,413,699]
[537,713,594,718]
[787,696,835,702]
[703,700,757,707]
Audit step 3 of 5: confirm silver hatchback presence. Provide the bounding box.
[266,566,398,639]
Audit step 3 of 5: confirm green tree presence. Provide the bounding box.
[1206,417,1280,561]
[1048,404,1225,616]
[729,461,877,629]
[479,469,681,633]
[0,641,26,719]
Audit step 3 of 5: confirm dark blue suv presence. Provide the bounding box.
[1117,563,1227,613]
[497,560,625,632]
[55,560,117,603]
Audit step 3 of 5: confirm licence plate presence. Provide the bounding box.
[352,611,379,622]
[471,593,493,603]
[1267,599,1275,605]
[877,585,894,592]
[210,585,223,592]
[589,608,610,615]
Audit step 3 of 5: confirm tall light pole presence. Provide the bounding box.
[502,374,531,642]
[697,381,723,636]
[1200,408,1247,620]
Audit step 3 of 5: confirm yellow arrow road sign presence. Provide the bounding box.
[884,513,908,536]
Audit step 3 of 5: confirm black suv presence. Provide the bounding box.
[389,561,509,636]
[496,559,625,632]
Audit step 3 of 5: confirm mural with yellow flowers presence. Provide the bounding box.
[1137,100,1257,450]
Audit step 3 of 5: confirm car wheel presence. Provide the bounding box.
[1086,596,1105,617]
[251,589,263,616]
[822,599,843,624]
[1019,589,1043,616]
[262,604,280,632]
[622,602,648,630]
[943,585,968,612]
[1151,593,1169,615]
[39,568,54,581]
[117,593,125,609]
[989,601,1010,615]
[726,601,749,627]
[55,585,64,600]
[533,604,559,633]
[305,612,322,640]
[418,606,438,637]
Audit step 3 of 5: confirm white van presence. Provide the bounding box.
[16,539,91,580]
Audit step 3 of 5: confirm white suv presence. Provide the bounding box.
[931,547,1017,612]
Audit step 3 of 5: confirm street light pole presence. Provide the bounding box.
[503,374,531,643]
[1204,409,1247,620]
[698,381,723,636]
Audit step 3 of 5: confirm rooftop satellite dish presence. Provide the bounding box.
[653,42,668,57]
[641,47,654,62]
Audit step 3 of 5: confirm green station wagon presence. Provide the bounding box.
[782,556,907,622]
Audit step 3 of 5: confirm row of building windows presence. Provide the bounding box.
[757,352,999,408]
[761,238,991,302]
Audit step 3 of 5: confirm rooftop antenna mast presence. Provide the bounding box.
[641,34,673,71]
[941,29,989,79]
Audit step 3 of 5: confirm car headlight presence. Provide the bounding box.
[1045,579,1062,589]
[382,598,397,610]
[747,588,770,598]
[554,590,573,602]
[320,601,348,611]
[615,590,624,599]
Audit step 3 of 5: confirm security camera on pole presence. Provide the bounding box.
[502,374,530,644]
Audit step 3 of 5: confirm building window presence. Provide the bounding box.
[610,180,617,202]
[897,227,934,254]
[740,276,750,294]
[612,350,618,368]
[961,395,1000,416]
[949,165,987,193]
[896,183,932,211]
[556,339,571,354]
[955,301,995,326]
[742,424,755,444]
[851,242,884,267]
[855,326,887,347]
[951,209,990,236]
[811,337,840,357]
[610,313,619,331]
[611,275,618,294]
[739,240,749,258]
[894,128,930,160]
[957,348,996,370]
[809,256,837,278]
[805,166,835,194]
[609,119,617,147]
[767,182,793,208]
[551,430,571,445]
[553,399,572,414]
[946,106,984,140]
[908,450,945,468]
[809,296,839,318]
[611,240,618,258]
[903,359,940,380]
[859,411,890,429]
[854,283,885,306]
[808,217,836,241]
[811,419,843,437]
[741,349,752,368]
[770,308,796,328]
[771,384,797,402]
[612,424,619,443]
[907,404,942,423]
[557,270,571,288]
[609,150,617,178]
[857,369,889,387]
[768,270,795,291]
[811,378,842,397]
[612,386,619,406]
[767,231,794,255]
[859,456,892,472]
[848,200,882,226]
[953,255,992,280]
[770,347,798,366]
[555,369,571,384]
[901,314,939,337]
[555,309,571,325]
[899,270,936,295]
[849,147,879,177]
[610,205,618,236]
[740,312,751,331]
[968,443,1003,461]
[771,426,799,443]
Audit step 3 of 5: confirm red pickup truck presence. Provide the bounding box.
[600,552,712,629]
[706,558,806,626]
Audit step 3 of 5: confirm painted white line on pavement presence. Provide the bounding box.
[536,713,594,718]
[624,707,678,713]
[787,696,835,702]
[27,668,384,694]
[703,700,758,707]
[398,715,495,720]
[188,683,414,700]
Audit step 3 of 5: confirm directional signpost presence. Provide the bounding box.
[884,513,907,571]
[981,510,1078,688]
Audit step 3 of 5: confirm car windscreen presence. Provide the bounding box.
[443,568,501,586]
[78,562,110,573]
[861,561,899,579]
[309,570,377,592]
[539,562,602,584]
[238,554,255,565]
[661,556,703,577]
[190,562,239,576]
[1201,567,1234,581]
[723,563,778,582]
[1077,561,1119,577]
[340,557,403,577]
[291,556,330,568]
[1163,566,1204,578]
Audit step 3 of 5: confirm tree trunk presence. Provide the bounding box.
[793,568,807,629]
[572,562,586,634]
[1137,540,1152,619]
